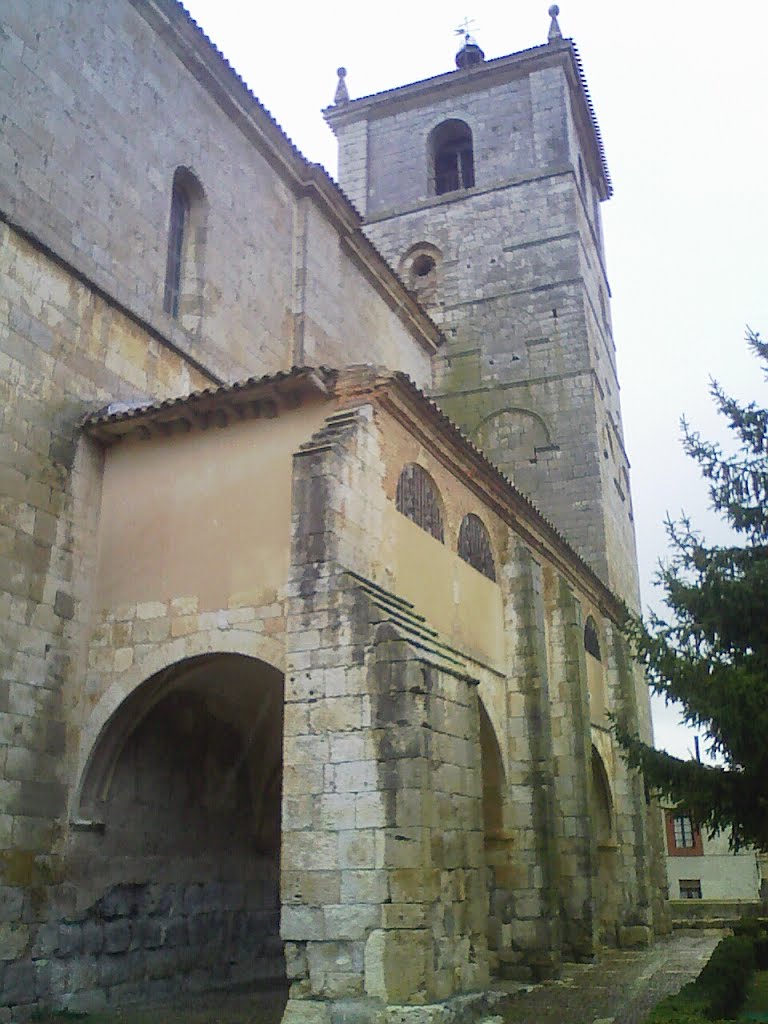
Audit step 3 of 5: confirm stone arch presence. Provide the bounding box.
[68,648,287,1006]
[474,407,556,468]
[73,629,284,819]
[478,696,516,976]
[479,698,506,838]
[428,118,475,195]
[590,745,614,844]
[590,745,619,942]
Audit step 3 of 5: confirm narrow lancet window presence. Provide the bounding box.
[163,168,206,328]
[164,179,190,318]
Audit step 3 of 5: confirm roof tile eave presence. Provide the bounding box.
[81,365,334,432]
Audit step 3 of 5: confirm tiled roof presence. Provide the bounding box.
[83,366,336,440]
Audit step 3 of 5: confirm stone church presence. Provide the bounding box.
[0,0,666,1018]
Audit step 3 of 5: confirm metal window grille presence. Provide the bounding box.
[457,513,496,581]
[584,617,602,661]
[395,464,444,542]
[164,183,190,318]
[679,879,702,899]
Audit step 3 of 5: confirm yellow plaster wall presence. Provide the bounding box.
[94,399,330,613]
[382,507,505,670]
[374,409,507,670]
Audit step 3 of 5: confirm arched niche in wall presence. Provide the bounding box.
[428,118,475,195]
[474,407,556,469]
[458,513,496,581]
[72,652,286,998]
[395,462,444,542]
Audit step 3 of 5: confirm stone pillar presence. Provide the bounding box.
[543,568,596,959]
[282,406,490,1024]
[604,625,666,941]
[496,541,562,978]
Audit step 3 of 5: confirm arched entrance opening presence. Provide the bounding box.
[590,745,618,943]
[478,699,514,977]
[71,653,285,1003]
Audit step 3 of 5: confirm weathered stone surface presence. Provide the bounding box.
[0,1,664,1019]
[0,925,28,962]
[618,925,654,948]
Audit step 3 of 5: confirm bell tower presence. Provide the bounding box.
[325,8,640,605]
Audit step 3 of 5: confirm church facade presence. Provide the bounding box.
[0,1,666,1019]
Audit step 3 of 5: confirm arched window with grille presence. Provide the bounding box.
[457,513,496,581]
[163,167,206,327]
[395,464,444,542]
[584,615,602,661]
[430,119,474,196]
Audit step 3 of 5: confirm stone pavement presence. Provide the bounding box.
[498,929,723,1024]
[36,930,721,1024]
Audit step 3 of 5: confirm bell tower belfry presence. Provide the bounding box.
[325,7,640,606]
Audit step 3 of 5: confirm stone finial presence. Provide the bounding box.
[548,4,563,41]
[334,67,349,105]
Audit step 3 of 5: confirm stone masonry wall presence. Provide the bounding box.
[0,0,433,386]
[0,220,210,865]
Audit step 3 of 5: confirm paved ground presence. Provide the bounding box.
[499,929,723,1024]
[35,929,722,1024]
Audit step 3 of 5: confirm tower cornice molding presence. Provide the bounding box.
[324,39,611,200]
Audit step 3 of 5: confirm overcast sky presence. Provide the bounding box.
[182,0,768,759]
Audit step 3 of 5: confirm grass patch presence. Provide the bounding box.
[740,969,768,1021]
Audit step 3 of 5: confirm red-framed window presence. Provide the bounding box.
[666,812,703,857]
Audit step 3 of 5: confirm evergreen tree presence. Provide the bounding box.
[617,329,768,850]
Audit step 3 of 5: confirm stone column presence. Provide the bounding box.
[496,540,562,978]
[543,567,596,959]
[604,624,666,942]
[281,405,490,1024]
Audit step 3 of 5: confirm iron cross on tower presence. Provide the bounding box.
[454,17,478,42]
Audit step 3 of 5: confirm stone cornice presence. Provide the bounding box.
[324,39,611,200]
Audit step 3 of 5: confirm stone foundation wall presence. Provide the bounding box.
[0,659,286,1015]
[0,875,282,1017]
